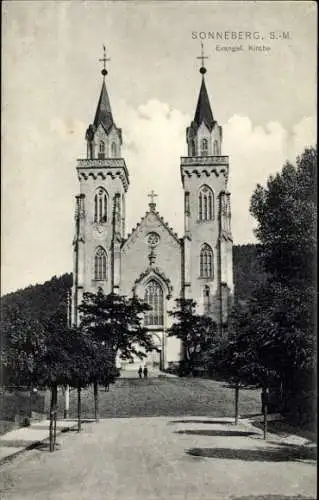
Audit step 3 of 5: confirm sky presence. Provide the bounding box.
[1,1,317,295]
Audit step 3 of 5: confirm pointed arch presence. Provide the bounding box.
[94,187,108,223]
[201,138,208,156]
[200,243,213,278]
[94,246,108,281]
[111,142,117,157]
[144,279,164,326]
[198,185,214,221]
[213,139,219,155]
[98,140,105,159]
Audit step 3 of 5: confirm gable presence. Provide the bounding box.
[122,210,181,252]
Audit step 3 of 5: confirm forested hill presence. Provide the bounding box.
[0,274,73,324]
[0,245,266,322]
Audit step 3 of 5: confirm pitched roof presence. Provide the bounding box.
[93,80,113,132]
[122,210,181,250]
[193,76,215,131]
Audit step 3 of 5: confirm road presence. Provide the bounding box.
[0,378,316,500]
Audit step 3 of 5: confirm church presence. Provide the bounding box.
[72,48,234,370]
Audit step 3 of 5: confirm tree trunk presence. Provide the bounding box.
[234,382,239,425]
[49,386,54,452]
[94,381,99,423]
[262,387,269,440]
[77,385,82,432]
[64,385,70,419]
[53,385,58,448]
[49,384,57,452]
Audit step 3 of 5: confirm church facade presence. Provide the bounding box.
[72,54,233,370]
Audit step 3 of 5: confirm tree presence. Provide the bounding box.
[78,289,157,419]
[1,305,46,388]
[167,298,217,376]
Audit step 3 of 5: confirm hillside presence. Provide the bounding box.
[0,244,266,323]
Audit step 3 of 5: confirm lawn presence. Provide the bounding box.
[59,377,261,419]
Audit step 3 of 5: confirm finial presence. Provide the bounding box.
[99,45,111,78]
[196,42,208,75]
[147,190,158,211]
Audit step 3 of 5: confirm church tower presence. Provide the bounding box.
[72,49,129,325]
[181,45,233,332]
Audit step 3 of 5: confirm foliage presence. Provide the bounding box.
[1,305,46,387]
[78,288,157,369]
[167,298,217,375]
[232,244,267,301]
[1,302,96,392]
[210,147,317,423]
[1,274,72,326]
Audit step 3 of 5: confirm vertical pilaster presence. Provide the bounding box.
[112,193,121,293]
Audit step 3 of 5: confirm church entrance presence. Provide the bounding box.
[144,280,165,371]
[145,332,163,370]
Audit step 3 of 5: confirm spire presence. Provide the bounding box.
[93,79,114,132]
[193,77,215,131]
[93,46,114,132]
[193,42,215,132]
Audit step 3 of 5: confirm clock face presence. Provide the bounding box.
[147,232,160,247]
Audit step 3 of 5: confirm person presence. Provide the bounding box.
[143,366,148,378]
[138,366,143,379]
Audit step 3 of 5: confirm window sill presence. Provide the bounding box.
[197,219,215,223]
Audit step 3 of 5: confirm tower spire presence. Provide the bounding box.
[94,46,113,132]
[193,44,214,131]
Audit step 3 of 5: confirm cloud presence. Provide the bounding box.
[224,115,316,244]
[1,97,316,295]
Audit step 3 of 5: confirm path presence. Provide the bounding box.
[0,417,316,500]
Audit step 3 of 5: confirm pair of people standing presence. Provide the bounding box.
[138,366,148,379]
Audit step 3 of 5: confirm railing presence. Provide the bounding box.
[181,156,229,166]
[77,158,127,169]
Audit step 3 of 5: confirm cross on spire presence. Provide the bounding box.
[148,190,158,210]
[196,42,208,75]
[99,45,111,78]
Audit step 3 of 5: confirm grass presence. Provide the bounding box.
[58,377,261,419]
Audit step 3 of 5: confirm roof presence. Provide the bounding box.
[193,76,215,132]
[122,209,181,250]
[93,80,113,132]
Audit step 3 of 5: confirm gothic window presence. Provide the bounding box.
[191,140,196,156]
[198,185,214,221]
[111,142,117,157]
[94,188,108,223]
[98,141,105,159]
[94,246,107,281]
[200,244,213,278]
[201,138,208,156]
[144,280,164,326]
[213,140,219,155]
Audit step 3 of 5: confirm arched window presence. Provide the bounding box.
[94,188,108,223]
[200,244,213,278]
[94,247,107,281]
[111,142,117,157]
[201,138,208,156]
[98,141,105,159]
[144,280,164,326]
[198,185,214,221]
[191,140,196,157]
[213,140,219,155]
